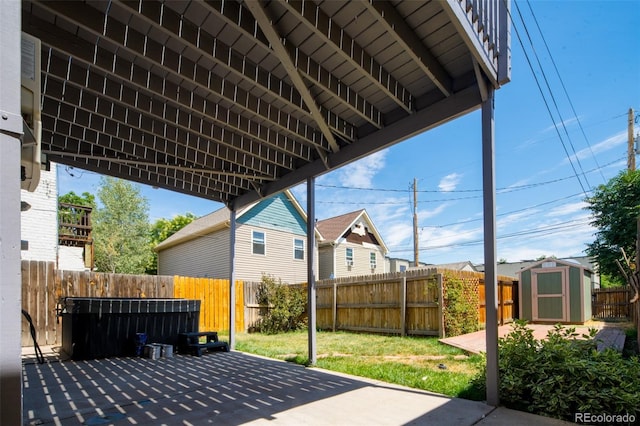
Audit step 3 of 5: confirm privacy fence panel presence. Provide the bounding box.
[477,275,517,326]
[243,281,263,331]
[173,276,244,332]
[21,260,56,347]
[592,287,632,320]
[21,260,174,347]
[404,272,442,336]
[315,269,517,338]
[316,270,444,336]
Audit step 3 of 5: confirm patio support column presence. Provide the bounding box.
[229,208,237,350]
[0,1,24,424]
[307,177,317,365]
[482,87,499,406]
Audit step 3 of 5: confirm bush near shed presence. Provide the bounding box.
[471,320,640,421]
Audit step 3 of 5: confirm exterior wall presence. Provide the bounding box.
[583,271,592,320]
[234,226,309,283]
[20,165,57,262]
[238,193,306,235]
[158,193,315,283]
[387,258,410,273]
[158,229,231,278]
[57,246,86,271]
[318,245,335,279]
[568,266,581,322]
[332,242,386,278]
[519,269,532,321]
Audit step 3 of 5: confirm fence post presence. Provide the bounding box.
[437,273,444,338]
[498,279,504,326]
[332,281,337,332]
[400,274,407,337]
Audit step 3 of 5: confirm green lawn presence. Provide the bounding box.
[219,330,485,400]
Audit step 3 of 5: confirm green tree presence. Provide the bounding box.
[58,191,96,241]
[93,177,152,274]
[585,170,640,285]
[59,191,96,208]
[147,213,197,274]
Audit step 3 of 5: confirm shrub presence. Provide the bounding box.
[254,275,307,334]
[471,320,640,421]
[443,273,479,336]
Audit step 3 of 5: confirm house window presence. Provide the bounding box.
[370,252,377,269]
[346,248,354,266]
[252,231,265,255]
[294,238,304,260]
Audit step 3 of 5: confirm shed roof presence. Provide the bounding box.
[517,257,593,275]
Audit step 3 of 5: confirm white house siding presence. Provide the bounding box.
[234,226,310,284]
[158,230,231,278]
[57,246,87,270]
[318,246,335,279]
[20,165,57,262]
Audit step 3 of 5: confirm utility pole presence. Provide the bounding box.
[628,108,635,171]
[413,178,419,267]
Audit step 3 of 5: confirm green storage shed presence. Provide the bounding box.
[518,258,593,324]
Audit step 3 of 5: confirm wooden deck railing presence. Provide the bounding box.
[444,0,511,85]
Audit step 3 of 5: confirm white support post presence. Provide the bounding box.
[307,177,317,365]
[229,208,237,350]
[0,1,24,423]
[482,87,499,406]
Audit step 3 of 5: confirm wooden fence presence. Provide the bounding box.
[174,276,244,333]
[478,275,518,326]
[592,287,633,319]
[22,260,519,348]
[309,269,516,338]
[316,270,443,336]
[21,260,244,347]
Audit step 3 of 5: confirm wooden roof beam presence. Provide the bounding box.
[244,0,341,155]
[359,0,452,97]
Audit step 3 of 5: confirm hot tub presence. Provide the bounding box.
[61,297,200,360]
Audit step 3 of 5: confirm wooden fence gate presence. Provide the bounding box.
[592,287,633,320]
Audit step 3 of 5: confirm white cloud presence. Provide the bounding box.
[337,150,387,188]
[438,173,462,192]
[383,222,414,252]
[541,116,579,134]
[546,202,588,217]
[562,130,627,165]
[418,203,450,221]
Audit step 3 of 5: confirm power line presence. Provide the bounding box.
[422,191,584,229]
[316,156,623,196]
[509,1,589,196]
[389,218,591,253]
[525,0,607,184]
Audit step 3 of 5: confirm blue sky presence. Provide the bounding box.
[58,1,640,265]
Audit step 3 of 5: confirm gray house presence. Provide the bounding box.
[155,190,318,284]
[316,210,388,279]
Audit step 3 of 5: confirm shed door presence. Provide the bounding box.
[532,268,568,322]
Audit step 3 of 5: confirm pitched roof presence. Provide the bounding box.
[316,210,364,241]
[434,261,478,272]
[316,209,388,254]
[155,190,310,251]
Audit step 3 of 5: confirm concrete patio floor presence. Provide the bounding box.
[21,346,576,425]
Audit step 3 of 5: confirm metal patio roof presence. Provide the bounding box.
[22,0,510,209]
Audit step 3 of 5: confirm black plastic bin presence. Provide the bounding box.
[61,298,200,360]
